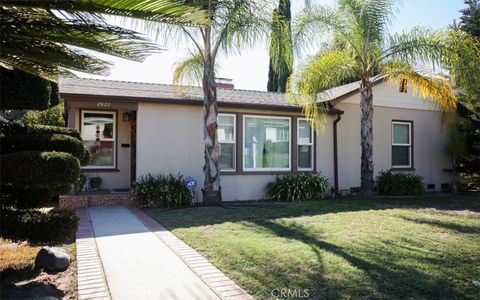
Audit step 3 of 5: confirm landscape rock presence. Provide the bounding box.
[35,247,70,271]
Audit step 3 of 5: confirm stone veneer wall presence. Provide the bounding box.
[59,194,136,210]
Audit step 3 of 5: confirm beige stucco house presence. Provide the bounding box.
[59,77,452,201]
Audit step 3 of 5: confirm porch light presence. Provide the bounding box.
[122,112,132,122]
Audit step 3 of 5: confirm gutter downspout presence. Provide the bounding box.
[333,111,344,195]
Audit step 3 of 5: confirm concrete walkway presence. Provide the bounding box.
[87,206,220,300]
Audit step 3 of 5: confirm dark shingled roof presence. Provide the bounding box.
[59,77,382,111]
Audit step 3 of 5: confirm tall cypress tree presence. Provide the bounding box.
[455,0,480,190]
[460,0,480,37]
[267,0,293,93]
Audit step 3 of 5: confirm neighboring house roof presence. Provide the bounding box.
[59,77,383,112]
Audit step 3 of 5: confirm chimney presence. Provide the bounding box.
[216,77,234,89]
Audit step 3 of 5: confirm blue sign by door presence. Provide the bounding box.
[185,177,197,190]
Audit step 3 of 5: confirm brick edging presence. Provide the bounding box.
[76,208,111,300]
[130,207,254,300]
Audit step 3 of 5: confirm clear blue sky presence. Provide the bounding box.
[80,0,466,91]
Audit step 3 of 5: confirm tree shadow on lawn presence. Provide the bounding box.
[244,220,465,299]
[400,216,480,234]
[147,195,480,230]
[147,196,480,299]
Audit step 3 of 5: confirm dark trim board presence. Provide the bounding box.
[62,93,343,115]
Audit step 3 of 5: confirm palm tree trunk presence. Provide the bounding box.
[360,78,374,197]
[202,28,221,203]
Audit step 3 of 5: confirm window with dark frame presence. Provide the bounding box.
[217,114,236,171]
[392,121,412,168]
[297,118,314,170]
[243,115,291,171]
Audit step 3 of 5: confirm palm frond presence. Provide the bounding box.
[383,62,457,111]
[445,30,480,98]
[1,0,210,80]
[173,51,207,87]
[1,7,160,62]
[2,0,209,26]
[212,0,274,57]
[380,27,449,65]
[288,50,357,130]
[292,4,347,55]
[339,0,396,44]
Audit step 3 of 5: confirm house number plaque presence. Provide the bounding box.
[97,101,111,107]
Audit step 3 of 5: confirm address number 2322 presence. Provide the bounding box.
[97,102,111,107]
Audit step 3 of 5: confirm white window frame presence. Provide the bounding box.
[297,118,314,171]
[391,121,412,168]
[243,115,291,172]
[81,110,116,169]
[218,113,236,172]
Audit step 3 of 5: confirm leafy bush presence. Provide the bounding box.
[19,102,65,127]
[1,122,81,139]
[266,173,329,201]
[1,185,53,209]
[1,133,86,161]
[90,177,102,189]
[132,174,193,208]
[0,208,79,244]
[376,170,424,196]
[1,151,80,194]
[0,68,57,110]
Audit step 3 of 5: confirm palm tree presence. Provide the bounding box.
[1,0,207,80]
[288,0,480,197]
[159,0,273,202]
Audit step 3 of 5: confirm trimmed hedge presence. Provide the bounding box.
[1,208,79,244]
[376,170,424,196]
[0,68,55,110]
[1,133,86,161]
[1,151,80,194]
[1,185,53,209]
[1,122,81,139]
[267,173,329,201]
[132,174,193,208]
[20,102,65,127]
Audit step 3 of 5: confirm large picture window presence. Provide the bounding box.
[243,115,290,171]
[218,114,236,171]
[81,110,116,169]
[392,121,412,168]
[298,118,314,170]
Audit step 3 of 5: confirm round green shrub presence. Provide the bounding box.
[1,151,80,193]
[0,68,53,110]
[1,185,53,209]
[20,102,64,127]
[81,148,91,166]
[1,133,86,161]
[0,208,79,244]
[1,122,80,139]
[376,170,424,196]
[132,173,193,208]
[266,173,329,201]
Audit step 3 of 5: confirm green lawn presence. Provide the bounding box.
[147,196,480,299]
